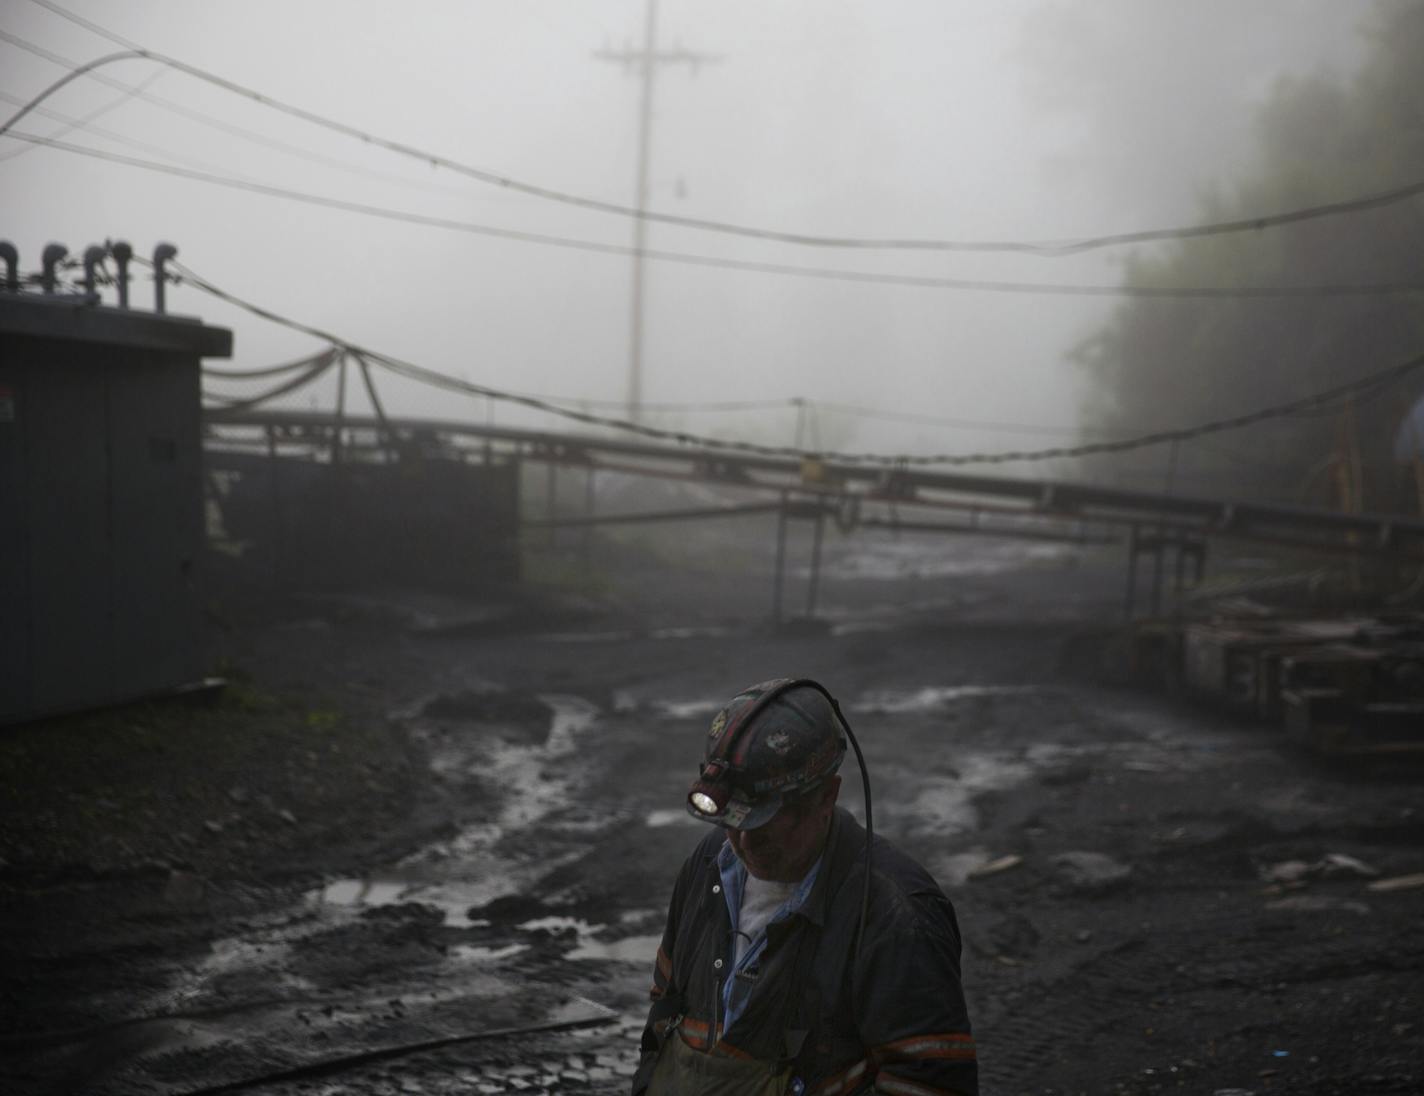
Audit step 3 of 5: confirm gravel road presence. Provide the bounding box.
[4,529,1422,1095]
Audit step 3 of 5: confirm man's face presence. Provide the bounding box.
[727,776,841,883]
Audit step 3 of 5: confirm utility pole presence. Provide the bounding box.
[594,1,718,422]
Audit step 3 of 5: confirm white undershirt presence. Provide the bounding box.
[735,874,798,964]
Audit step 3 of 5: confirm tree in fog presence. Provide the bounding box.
[1074,2,1424,509]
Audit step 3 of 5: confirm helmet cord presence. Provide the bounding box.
[829,696,871,965]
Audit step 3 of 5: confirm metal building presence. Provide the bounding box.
[0,246,232,724]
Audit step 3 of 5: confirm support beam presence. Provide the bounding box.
[1124,524,1139,620]
[806,504,826,618]
[524,501,783,528]
[772,494,789,628]
[205,409,1424,559]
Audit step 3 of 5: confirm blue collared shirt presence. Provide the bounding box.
[716,840,823,1031]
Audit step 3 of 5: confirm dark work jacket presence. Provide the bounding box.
[633,808,978,1096]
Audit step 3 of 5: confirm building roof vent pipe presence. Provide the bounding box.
[152,242,177,313]
[41,243,67,294]
[110,240,132,308]
[82,245,106,302]
[0,242,16,293]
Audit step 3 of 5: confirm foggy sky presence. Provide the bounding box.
[0,1,1384,463]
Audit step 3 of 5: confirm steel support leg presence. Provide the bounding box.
[1149,531,1165,616]
[806,504,825,618]
[1124,524,1139,620]
[331,355,348,465]
[772,494,788,627]
[267,425,281,590]
[582,467,595,574]
[546,460,557,549]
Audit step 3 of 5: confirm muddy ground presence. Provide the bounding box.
[3,524,1423,1096]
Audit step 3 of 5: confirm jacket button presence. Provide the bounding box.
[714,958,724,969]
[712,884,721,894]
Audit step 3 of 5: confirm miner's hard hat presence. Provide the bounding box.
[686,678,847,830]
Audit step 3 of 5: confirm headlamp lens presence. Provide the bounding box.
[689,790,721,816]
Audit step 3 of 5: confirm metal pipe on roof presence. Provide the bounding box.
[110,240,132,308]
[0,242,16,292]
[153,242,177,313]
[41,243,67,294]
[82,245,106,299]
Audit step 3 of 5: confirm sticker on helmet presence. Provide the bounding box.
[766,730,793,754]
[708,710,728,739]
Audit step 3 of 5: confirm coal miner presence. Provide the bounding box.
[634,678,977,1096]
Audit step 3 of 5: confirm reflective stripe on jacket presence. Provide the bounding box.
[633,808,978,1096]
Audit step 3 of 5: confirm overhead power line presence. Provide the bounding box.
[203,349,339,410]
[203,345,785,414]
[17,0,1424,256]
[203,346,338,380]
[0,32,495,196]
[205,355,1120,437]
[150,257,1424,467]
[13,130,1424,302]
[0,85,272,177]
[811,399,1135,439]
[0,69,161,162]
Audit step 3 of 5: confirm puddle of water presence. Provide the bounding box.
[546,697,598,753]
[813,538,1075,582]
[894,778,981,838]
[421,695,600,835]
[648,626,732,640]
[311,875,486,926]
[519,915,601,936]
[567,933,663,963]
[875,730,1231,843]
[138,928,320,1019]
[312,854,591,928]
[874,751,1035,839]
[510,915,662,965]
[645,808,698,828]
[437,822,504,856]
[1024,741,1077,765]
[539,629,636,643]
[829,619,899,636]
[308,696,605,928]
[958,752,1036,789]
[853,685,1036,713]
[934,848,997,887]
[406,848,589,918]
[319,879,407,907]
[656,699,721,720]
[539,627,733,643]
[451,943,530,962]
[650,685,1036,726]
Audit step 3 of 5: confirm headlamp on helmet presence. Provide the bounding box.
[687,761,731,819]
